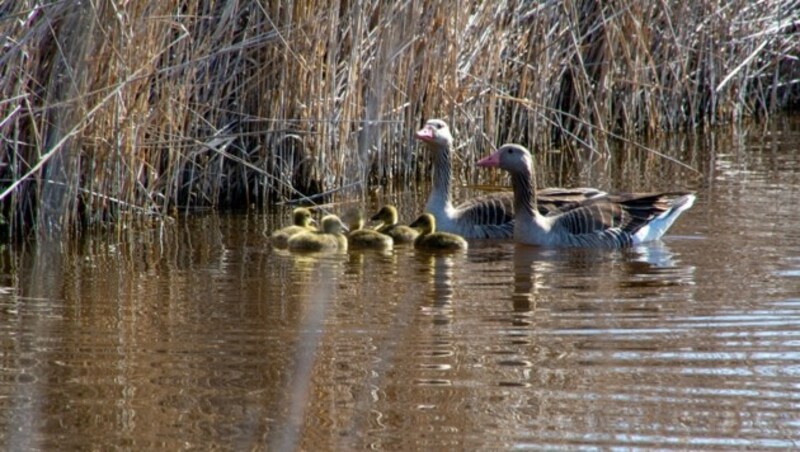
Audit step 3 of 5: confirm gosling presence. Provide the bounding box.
[271,207,316,248]
[409,213,468,251]
[288,214,349,252]
[370,205,420,244]
[343,209,393,250]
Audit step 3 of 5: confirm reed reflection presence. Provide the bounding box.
[6,238,64,452]
[269,252,346,452]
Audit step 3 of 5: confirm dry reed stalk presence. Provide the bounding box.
[0,0,797,241]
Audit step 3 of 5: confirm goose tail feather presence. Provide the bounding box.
[633,193,696,244]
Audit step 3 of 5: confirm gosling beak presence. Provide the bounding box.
[367,212,383,227]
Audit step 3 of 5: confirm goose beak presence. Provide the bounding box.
[414,125,434,142]
[477,151,500,168]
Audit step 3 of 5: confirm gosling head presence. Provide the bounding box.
[291,207,315,228]
[409,213,436,235]
[414,119,453,149]
[370,205,399,225]
[341,208,366,231]
[321,215,348,234]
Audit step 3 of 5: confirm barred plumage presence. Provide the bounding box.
[415,119,605,239]
[478,144,696,248]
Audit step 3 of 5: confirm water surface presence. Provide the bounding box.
[1,118,800,450]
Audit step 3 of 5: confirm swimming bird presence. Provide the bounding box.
[271,207,316,248]
[343,209,393,250]
[369,205,419,244]
[288,214,349,252]
[409,213,468,251]
[415,118,606,239]
[476,144,696,248]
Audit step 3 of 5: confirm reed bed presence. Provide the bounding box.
[0,0,798,240]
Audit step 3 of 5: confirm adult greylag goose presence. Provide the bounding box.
[370,205,419,244]
[409,213,468,251]
[288,214,349,252]
[271,207,316,248]
[415,119,606,239]
[477,144,696,248]
[343,209,393,250]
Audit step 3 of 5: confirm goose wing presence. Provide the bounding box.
[537,187,608,214]
[551,192,688,236]
[538,187,607,200]
[458,187,608,218]
[456,192,515,226]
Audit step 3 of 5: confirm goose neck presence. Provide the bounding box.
[511,165,539,219]
[430,144,452,203]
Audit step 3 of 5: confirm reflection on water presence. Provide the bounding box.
[2,117,800,449]
[269,252,345,452]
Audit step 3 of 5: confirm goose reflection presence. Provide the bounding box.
[509,244,618,325]
[510,239,696,314]
[621,240,697,290]
[627,240,677,268]
[511,245,540,314]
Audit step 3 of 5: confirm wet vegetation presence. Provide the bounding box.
[1,0,798,240]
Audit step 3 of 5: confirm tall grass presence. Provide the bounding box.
[1,0,798,240]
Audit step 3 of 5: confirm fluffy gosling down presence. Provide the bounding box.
[409,213,468,251]
[343,209,393,250]
[271,207,316,248]
[288,214,349,252]
[370,205,419,244]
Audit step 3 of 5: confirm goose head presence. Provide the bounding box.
[321,215,348,234]
[370,205,399,226]
[477,144,533,173]
[414,119,453,149]
[409,213,436,235]
[291,207,316,228]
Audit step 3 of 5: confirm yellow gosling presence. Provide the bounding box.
[343,209,393,250]
[409,213,468,251]
[370,205,419,244]
[271,207,316,248]
[288,214,348,252]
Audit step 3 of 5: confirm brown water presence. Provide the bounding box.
[2,118,800,450]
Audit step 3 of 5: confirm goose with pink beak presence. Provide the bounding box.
[477,144,695,247]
